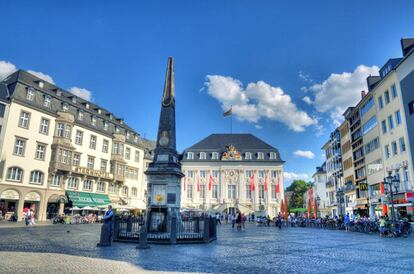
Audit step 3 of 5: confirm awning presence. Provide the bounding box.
[66,191,111,208]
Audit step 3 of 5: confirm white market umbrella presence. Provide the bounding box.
[82,206,94,210]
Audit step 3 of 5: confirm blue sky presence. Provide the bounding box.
[1,1,414,185]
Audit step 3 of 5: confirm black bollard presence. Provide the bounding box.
[136,224,150,249]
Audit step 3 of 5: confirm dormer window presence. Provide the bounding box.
[71,96,77,103]
[109,114,113,120]
[38,81,44,89]
[26,87,35,101]
[62,103,69,112]
[97,108,102,114]
[56,90,62,96]
[134,135,138,143]
[257,152,264,160]
[187,152,194,160]
[91,116,97,126]
[200,152,206,160]
[270,152,277,160]
[245,152,252,160]
[212,152,219,160]
[43,95,51,108]
[77,110,84,120]
[85,103,90,109]
[126,131,130,139]
[115,126,120,133]
[103,121,109,131]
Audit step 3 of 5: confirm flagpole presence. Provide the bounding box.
[230,107,233,134]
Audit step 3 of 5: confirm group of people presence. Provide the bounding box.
[214,212,284,230]
[23,208,36,226]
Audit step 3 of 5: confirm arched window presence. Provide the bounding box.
[7,167,23,182]
[257,152,264,160]
[121,186,129,196]
[199,152,206,160]
[131,187,137,197]
[30,170,44,184]
[245,152,252,160]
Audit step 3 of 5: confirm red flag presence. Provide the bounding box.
[276,176,280,193]
[380,181,385,194]
[183,176,186,191]
[208,175,213,191]
[250,174,255,191]
[264,175,268,191]
[197,176,200,192]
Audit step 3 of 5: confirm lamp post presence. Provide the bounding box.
[336,189,344,217]
[383,170,400,226]
[317,195,321,218]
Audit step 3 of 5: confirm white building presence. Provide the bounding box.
[180,134,285,217]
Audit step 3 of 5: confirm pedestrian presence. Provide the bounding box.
[344,213,350,232]
[102,205,114,241]
[251,212,255,223]
[231,213,236,229]
[241,213,246,230]
[236,213,242,231]
[276,213,282,229]
[25,209,31,226]
[216,212,221,225]
[379,216,386,237]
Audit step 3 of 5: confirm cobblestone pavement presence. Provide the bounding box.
[0,223,413,274]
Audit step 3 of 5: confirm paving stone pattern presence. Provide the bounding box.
[0,222,413,274]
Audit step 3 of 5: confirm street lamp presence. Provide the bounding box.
[316,195,321,218]
[383,170,400,226]
[336,189,344,217]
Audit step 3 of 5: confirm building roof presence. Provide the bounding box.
[181,133,283,162]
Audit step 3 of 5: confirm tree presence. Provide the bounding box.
[286,180,311,209]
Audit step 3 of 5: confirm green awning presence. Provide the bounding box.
[66,191,111,208]
[90,193,112,207]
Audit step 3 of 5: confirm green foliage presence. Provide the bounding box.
[286,180,311,209]
[289,208,307,213]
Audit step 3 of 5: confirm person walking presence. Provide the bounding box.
[241,213,246,230]
[25,209,32,226]
[216,212,221,225]
[231,213,236,229]
[344,213,351,232]
[102,205,114,240]
[379,216,386,237]
[236,213,242,231]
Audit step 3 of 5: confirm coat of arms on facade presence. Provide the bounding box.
[221,145,242,161]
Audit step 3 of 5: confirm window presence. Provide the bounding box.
[228,185,236,199]
[51,175,62,186]
[362,116,377,135]
[134,150,140,162]
[384,145,390,159]
[113,143,123,155]
[7,167,23,182]
[257,152,264,160]
[62,103,69,112]
[77,110,84,121]
[35,143,46,160]
[102,139,109,153]
[59,148,71,164]
[246,184,252,199]
[89,135,97,149]
[73,153,81,166]
[125,147,131,160]
[360,97,374,116]
[26,87,35,100]
[87,156,95,169]
[83,179,92,191]
[100,160,107,172]
[384,90,390,104]
[126,131,130,139]
[212,185,218,199]
[399,137,406,153]
[271,185,277,199]
[30,170,44,184]
[212,152,219,160]
[391,84,398,98]
[271,170,278,177]
[200,152,206,160]
[270,152,277,160]
[187,170,194,178]
[395,110,401,125]
[381,120,387,134]
[103,121,109,131]
[19,111,30,128]
[43,95,51,108]
[187,185,193,199]
[367,159,383,175]
[391,141,398,156]
[212,170,219,178]
[97,182,106,192]
[91,116,97,126]
[121,186,128,196]
[409,100,414,115]
[200,170,206,178]
[258,170,265,178]
[378,95,384,109]
[187,152,194,160]
[259,185,265,199]
[245,152,252,160]
[131,187,137,197]
[109,183,116,193]
[64,125,71,139]
[56,123,65,137]
[75,130,83,145]
[388,115,394,130]
[0,103,5,117]
[364,137,380,155]
[14,139,25,156]
[403,167,410,184]
[39,118,50,135]
[71,96,77,103]
[200,184,206,199]
[245,170,254,178]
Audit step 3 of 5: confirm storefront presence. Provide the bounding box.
[65,190,112,210]
[0,189,20,220]
[23,191,41,219]
[46,194,67,219]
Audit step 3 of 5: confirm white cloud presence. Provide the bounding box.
[298,71,313,83]
[255,124,262,129]
[293,150,315,159]
[302,96,313,105]
[0,61,17,80]
[27,70,55,84]
[205,75,317,132]
[69,87,93,101]
[283,172,309,183]
[305,65,379,125]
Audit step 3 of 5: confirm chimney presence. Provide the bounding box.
[361,90,366,99]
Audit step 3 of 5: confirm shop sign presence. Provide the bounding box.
[73,166,112,179]
[405,192,414,203]
[0,189,19,200]
[359,183,368,191]
[25,192,41,202]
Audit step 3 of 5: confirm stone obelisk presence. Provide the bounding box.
[145,57,184,233]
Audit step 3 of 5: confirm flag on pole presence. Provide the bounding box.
[223,106,232,117]
[197,176,200,192]
[264,175,268,191]
[380,181,385,194]
[208,174,213,191]
[250,173,255,191]
[183,176,186,191]
[276,176,280,193]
